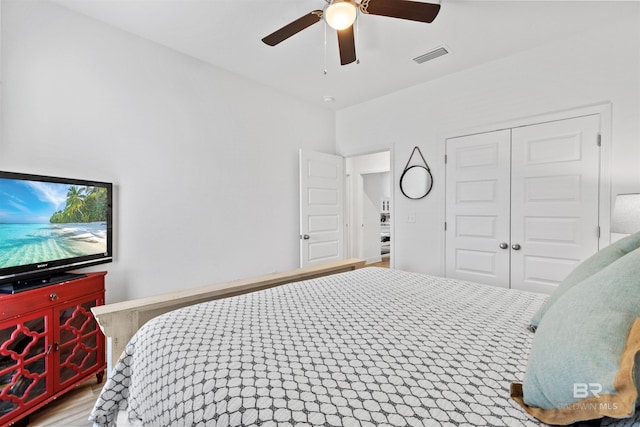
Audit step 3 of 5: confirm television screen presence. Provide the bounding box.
[0,171,113,288]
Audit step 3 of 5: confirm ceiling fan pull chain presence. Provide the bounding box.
[323,20,328,75]
[355,14,360,64]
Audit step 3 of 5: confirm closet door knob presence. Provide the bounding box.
[499,242,508,249]
[302,234,310,240]
[512,243,521,251]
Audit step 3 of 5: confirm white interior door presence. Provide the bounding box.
[510,115,601,293]
[445,130,512,287]
[445,114,601,293]
[299,149,345,267]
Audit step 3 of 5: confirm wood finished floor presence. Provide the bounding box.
[21,376,104,427]
[25,258,390,426]
[368,257,390,268]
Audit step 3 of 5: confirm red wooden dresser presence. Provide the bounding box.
[0,272,106,426]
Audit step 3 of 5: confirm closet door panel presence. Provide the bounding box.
[510,115,600,294]
[445,130,511,287]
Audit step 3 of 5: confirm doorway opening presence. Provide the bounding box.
[345,151,392,267]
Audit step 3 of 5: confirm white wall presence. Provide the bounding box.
[336,9,640,276]
[0,0,335,302]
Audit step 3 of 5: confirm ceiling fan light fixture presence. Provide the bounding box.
[325,0,357,30]
[262,0,441,66]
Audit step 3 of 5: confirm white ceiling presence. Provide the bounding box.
[51,0,637,110]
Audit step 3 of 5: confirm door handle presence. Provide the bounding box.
[499,242,508,249]
[512,243,521,251]
[302,234,310,240]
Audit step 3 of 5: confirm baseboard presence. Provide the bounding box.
[365,255,383,265]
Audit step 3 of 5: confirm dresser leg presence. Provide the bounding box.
[96,370,105,384]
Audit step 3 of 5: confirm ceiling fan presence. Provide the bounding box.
[261,0,441,66]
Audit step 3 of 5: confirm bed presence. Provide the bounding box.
[89,267,640,427]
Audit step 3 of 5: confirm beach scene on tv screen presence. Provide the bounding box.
[0,178,108,269]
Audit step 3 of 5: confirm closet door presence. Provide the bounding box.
[445,130,512,288]
[510,115,601,294]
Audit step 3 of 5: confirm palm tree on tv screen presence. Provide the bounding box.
[49,186,107,224]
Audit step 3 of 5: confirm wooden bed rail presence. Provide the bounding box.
[92,258,365,370]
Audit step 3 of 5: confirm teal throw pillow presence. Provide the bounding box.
[512,248,640,425]
[529,230,640,331]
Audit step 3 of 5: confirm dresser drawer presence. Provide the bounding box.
[0,273,105,321]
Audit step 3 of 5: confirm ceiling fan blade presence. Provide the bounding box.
[337,25,357,65]
[360,0,440,23]
[262,10,323,46]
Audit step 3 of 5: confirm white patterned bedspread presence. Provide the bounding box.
[89,268,639,427]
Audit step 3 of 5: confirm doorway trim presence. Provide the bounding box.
[344,148,395,268]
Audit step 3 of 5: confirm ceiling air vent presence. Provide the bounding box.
[413,46,449,64]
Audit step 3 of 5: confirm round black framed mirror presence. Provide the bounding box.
[400,165,433,199]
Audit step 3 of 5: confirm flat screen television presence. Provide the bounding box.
[0,171,113,292]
